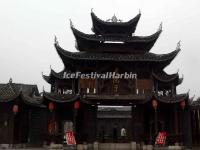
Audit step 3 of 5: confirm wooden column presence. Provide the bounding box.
[182,107,192,148]
[192,110,197,144]
[72,79,75,94]
[181,107,184,143]
[73,109,78,134]
[28,109,31,144]
[94,105,97,142]
[131,105,135,141]
[10,113,15,144]
[152,100,158,135]
[171,83,176,95]
[155,82,158,93]
[95,78,98,94]
[195,110,199,145]
[154,108,158,135]
[174,105,179,134]
[198,110,200,144]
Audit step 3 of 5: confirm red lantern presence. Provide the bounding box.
[48,102,54,111]
[180,100,186,110]
[152,100,158,109]
[74,101,80,109]
[12,105,19,114]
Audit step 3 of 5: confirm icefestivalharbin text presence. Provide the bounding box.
[63,72,137,79]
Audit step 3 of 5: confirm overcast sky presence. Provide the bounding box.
[0,0,199,98]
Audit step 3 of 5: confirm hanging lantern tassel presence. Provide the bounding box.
[48,102,55,112]
[180,100,186,110]
[74,101,80,109]
[12,104,19,114]
[152,100,158,109]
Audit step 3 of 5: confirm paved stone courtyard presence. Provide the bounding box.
[1,143,199,150]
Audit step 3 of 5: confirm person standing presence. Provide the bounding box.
[120,126,126,142]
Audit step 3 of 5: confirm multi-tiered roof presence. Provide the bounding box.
[71,11,162,53]
[43,11,188,103]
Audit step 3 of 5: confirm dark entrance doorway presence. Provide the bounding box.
[96,105,132,143]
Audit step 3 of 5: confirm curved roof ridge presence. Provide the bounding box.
[42,68,72,84]
[71,25,161,52]
[154,93,188,103]
[55,43,180,63]
[42,74,50,84]
[71,25,161,42]
[91,11,141,25]
[152,69,179,82]
[20,93,45,108]
[43,90,80,103]
[50,69,64,79]
[91,11,141,35]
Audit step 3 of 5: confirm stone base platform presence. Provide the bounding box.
[0,143,190,150]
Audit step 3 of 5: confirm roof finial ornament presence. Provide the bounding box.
[69,19,74,28]
[54,35,58,45]
[182,74,184,79]
[112,14,118,22]
[139,9,141,14]
[158,22,162,31]
[91,8,93,13]
[9,78,12,83]
[177,69,179,73]
[106,14,122,22]
[43,86,44,91]
[187,89,190,95]
[176,41,181,50]
[50,65,52,70]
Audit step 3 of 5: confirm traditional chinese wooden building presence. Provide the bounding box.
[0,11,193,149]
[0,79,45,146]
[41,11,192,147]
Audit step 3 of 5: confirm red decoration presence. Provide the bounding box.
[152,100,158,109]
[48,102,54,111]
[155,131,167,145]
[180,100,186,110]
[74,101,80,109]
[66,130,76,145]
[12,104,19,114]
[48,119,56,135]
